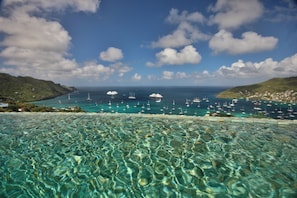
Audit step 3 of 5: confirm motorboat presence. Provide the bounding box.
[106,91,118,96]
[128,92,136,99]
[192,97,201,103]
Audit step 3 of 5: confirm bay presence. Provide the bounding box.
[34,86,297,120]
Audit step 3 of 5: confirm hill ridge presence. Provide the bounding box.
[217,76,297,103]
[0,73,75,102]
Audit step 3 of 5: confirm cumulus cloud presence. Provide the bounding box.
[161,71,189,80]
[216,53,297,78]
[0,13,70,53]
[162,71,174,79]
[166,8,205,24]
[132,73,142,81]
[152,22,209,48]
[148,45,202,66]
[209,30,278,54]
[72,62,112,80]
[209,0,263,30]
[99,47,124,62]
[0,0,122,84]
[151,9,209,48]
[109,62,132,77]
[176,72,188,79]
[0,9,79,82]
[69,61,132,83]
[2,0,100,13]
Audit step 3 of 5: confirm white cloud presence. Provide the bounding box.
[162,71,174,79]
[265,0,297,22]
[166,8,205,24]
[149,45,202,66]
[3,0,100,13]
[152,22,209,48]
[70,61,132,82]
[209,0,263,30]
[176,72,188,79]
[209,30,278,54]
[99,47,124,62]
[0,9,75,74]
[0,0,110,84]
[109,62,132,77]
[0,13,70,53]
[151,9,209,49]
[72,62,112,80]
[132,73,142,81]
[216,53,297,79]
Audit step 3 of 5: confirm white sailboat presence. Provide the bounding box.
[87,92,92,101]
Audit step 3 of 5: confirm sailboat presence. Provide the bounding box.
[87,92,92,101]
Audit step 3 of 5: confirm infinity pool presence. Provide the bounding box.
[0,113,296,197]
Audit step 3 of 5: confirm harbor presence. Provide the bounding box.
[33,87,297,120]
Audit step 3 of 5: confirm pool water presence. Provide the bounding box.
[0,113,297,197]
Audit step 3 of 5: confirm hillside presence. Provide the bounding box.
[0,73,75,102]
[217,76,297,103]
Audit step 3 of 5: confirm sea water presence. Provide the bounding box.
[33,87,297,120]
[0,113,296,197]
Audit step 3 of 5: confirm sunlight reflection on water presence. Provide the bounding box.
[0,113,297,197]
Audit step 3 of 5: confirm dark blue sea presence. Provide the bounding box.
[34,86,297,119]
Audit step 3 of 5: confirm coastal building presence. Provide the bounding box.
[0,103,9,108]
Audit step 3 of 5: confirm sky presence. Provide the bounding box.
[0,0,297,87]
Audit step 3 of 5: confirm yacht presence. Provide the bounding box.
[149,93,163,102]
[107,91,118,98]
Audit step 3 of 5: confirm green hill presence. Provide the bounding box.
[217,76,297,103]
[0,73,75,102]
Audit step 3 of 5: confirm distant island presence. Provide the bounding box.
[0,73,83,112]
[217,76,297,103]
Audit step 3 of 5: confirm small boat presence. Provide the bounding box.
[149,93,163,102]
[106,91,118,96]
[87,92,92,101]
[232,98,238,104]
[185,99,190,107]
[128,92,136,99]
[155,98,162,103]
[193,97,201,103]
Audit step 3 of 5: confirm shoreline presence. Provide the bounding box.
[1,111,296,125]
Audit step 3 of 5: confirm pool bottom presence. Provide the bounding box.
[0,113,297,197]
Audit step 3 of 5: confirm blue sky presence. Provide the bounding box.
[0,0,296,86]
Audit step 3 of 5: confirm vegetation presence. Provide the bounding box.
[0,73,76,102]
[217,76,297,103]
[0,98,84,113]
[0,73,84,112]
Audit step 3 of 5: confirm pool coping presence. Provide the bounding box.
[1,112,296,125]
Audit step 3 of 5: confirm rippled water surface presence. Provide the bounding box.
[0,113,297,197]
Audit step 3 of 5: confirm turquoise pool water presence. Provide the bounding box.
[0,113,297,197]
